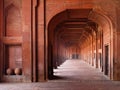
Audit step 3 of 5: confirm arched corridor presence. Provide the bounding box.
[48,9,113,80]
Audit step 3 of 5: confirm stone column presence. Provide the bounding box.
[32,0,38,82]
[96,31,99,68]
[113,8,120,80]
[0,0,3,81]
[92,33,94,66]
[22,0,33,82]
[37,0,46,81]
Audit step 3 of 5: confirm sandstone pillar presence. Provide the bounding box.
[22,0,33,82]
[37,0,46,81]
[113,8,120,80]
[0,0,3,81]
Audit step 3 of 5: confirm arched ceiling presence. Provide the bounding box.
[55,16,97,48]
[48,9,109,48]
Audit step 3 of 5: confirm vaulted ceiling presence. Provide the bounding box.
[54,9,97,47]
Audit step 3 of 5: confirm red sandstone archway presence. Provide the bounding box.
[47,9,114,80]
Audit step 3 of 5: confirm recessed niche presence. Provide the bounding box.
[5,4,22,37]
[5,45,22,75]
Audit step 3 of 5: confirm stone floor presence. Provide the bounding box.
[0,60,120,90]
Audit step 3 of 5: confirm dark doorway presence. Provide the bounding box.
[72,54,79,59]
[105,45,109,75]
[48,45,54,79]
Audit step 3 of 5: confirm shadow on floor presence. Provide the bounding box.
[50,75,68,80]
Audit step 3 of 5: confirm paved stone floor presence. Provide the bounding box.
[0,60,120,90]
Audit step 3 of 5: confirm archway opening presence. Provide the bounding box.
[47,9,113,80]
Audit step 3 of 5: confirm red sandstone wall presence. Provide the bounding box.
[46,0,95,25]
[46,0,117,25]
